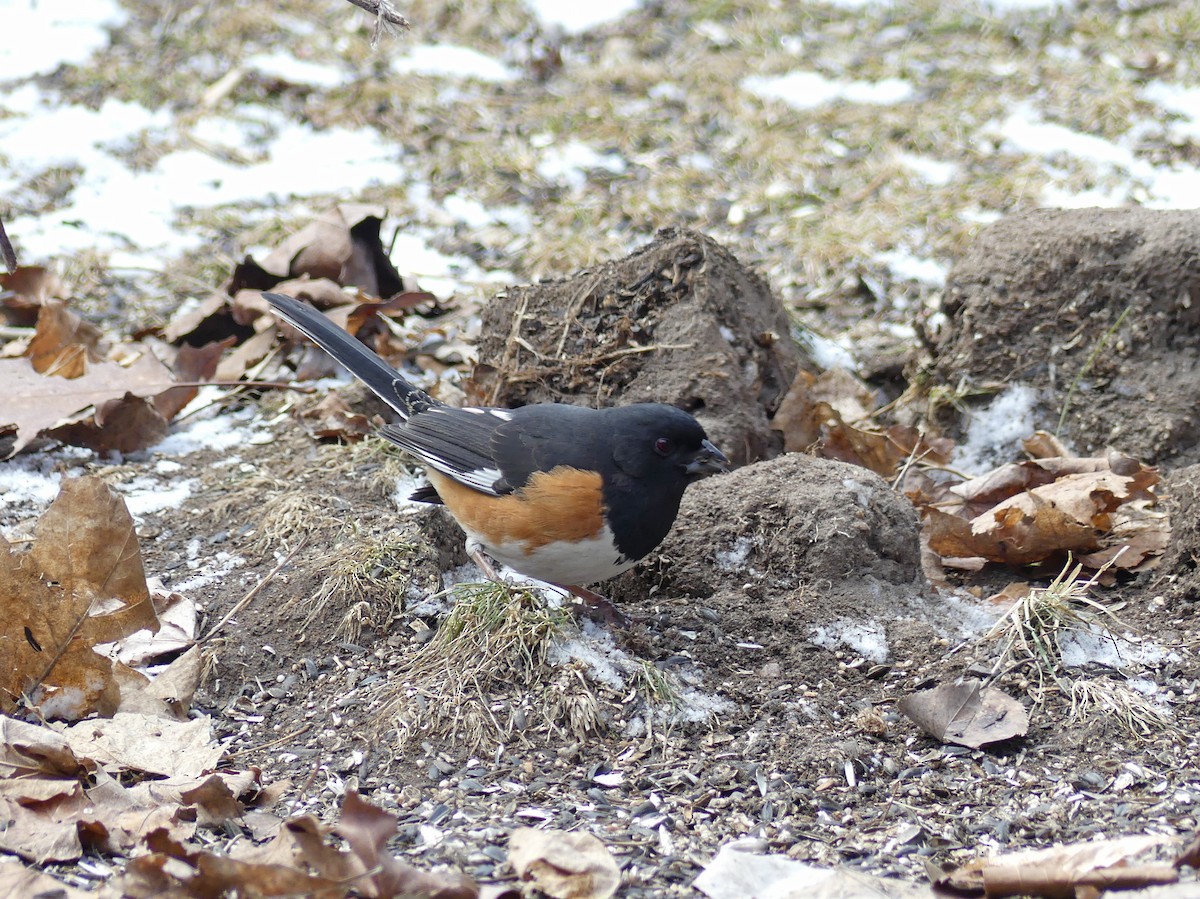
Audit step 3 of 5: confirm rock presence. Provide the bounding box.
[468,228,804,465]
[933,208,1200,464]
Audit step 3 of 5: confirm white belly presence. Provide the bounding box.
[464,523,637,586]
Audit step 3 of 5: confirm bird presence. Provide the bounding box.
[263,292,729,622]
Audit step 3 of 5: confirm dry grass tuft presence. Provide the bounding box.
[301,530,419,641]
[987,555,1173,738]
[380,582,602,751]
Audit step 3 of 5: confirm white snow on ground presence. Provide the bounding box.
[997,102,1200,209]
[118,476,198,518]
[551,621,733,724]
[877,249,948,285]
[536,140,627,190]
[524,0,640,33]
[951,385,1042,476]
[743,71,914,110]
[247,51,347,88]
[170,549,245,594]
[1059,626,1182,669]
[796,328,857,371]
[809,618,890,663]
[0,449,90,536]
[0,0,125,80]
[896,153,958,187]
[0,92,404,267]
[152,404,271,456]
[391,44,517,82]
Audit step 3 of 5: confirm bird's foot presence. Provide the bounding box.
[560,584,631,627]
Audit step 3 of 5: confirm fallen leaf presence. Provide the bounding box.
[940,834,1176,898]
[0,477,159,720]
[897,680,1028,748]
[25,299,105,377]
[0,265,67,327]
[337,790,478,899]
[695,843,932,898]
[56,713,222,778]
[509,827,620,899]
[297,391,372,441]
[0,349,177,457]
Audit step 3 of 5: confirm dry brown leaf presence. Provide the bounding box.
[0,477,158,719]
[25,299,105,377]
[154,337,233,420]
[897,680,1028,748]
[57,713,222,778]
[0,349,176,457]
[226,205,406,301]
[297,391,372,441]
[509,827,621,899]
[0,858,92,898]
[336,790,479,898]
[0,265,67,327]
[941,834,1176,898]
[0,716,91,779]
[773,369,952,479]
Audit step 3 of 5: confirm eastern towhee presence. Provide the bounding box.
[264,293,729,620]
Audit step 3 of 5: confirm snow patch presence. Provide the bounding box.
[744,71,914,110]
[524,0,640,33]
[951,385,1042,476]
[809,618,890,662]
[392,44,517,82]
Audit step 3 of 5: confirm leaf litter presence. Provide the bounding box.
[4,3,1200,896]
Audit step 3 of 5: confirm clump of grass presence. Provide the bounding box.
[989,557,1123,697]
[382,582,599,750]
[987,555,1173,738]
[303,531,420,641]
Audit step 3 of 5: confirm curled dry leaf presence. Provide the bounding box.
[0,265,67,327]
[938,833,1177,898]
[922,453,1165,571]
[297,391,372,441]
[897,680,1028,749]
[0,477,159,720]
[226,204,406,300]
[773,369,951,479]
[509,827,621,899]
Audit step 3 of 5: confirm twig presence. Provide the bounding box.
[202,540,307,642]
[224,722,313,759]
[342,0,410,29]
[0,214,17,273]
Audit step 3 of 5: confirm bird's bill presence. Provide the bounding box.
[684,439,730,477]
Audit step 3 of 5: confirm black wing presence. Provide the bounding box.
[380,407,513,495]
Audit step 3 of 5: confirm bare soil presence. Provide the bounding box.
[131,223,1200,895]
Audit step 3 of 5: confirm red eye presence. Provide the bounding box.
[654,437,675,456]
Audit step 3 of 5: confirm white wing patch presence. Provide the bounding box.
[459,406,513,421]
[417,450,503,494]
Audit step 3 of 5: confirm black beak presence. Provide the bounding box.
[684,439,730,478]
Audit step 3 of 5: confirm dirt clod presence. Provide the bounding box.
[469,228,804,465]
[612,452,928,649]
[934,208,1200,463]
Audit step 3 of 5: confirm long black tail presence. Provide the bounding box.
[263,293,439,419]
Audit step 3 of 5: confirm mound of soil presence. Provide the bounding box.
[468,228,804,465]
[1157,463,1200,611]
[933,208,1200,464]
[611,452,943,671]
